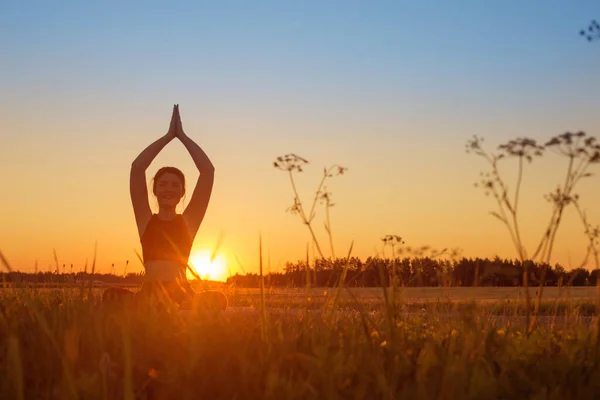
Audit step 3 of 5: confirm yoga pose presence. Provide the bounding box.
[103,105,226,311]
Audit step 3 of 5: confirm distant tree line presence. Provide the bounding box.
[226,256,600,288]
[1,256,598,288]
[0,271,145,286]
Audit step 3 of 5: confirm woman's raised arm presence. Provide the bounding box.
[130,106,177,238]
[175,106,215,238]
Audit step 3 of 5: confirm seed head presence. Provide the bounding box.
[273,153,309,172]
[497,137,544,162]
[545,131,600,161]
[580,20,600,42]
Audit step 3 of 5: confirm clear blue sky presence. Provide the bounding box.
[3,1,598,112]
[1,1,599,276]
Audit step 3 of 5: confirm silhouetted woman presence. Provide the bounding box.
[103,105,226,311]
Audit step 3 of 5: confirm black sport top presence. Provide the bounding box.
[141,214,193,265]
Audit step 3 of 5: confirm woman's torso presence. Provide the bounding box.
[141,214,193,282]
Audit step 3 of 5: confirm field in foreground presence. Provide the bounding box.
[1,286,600,399]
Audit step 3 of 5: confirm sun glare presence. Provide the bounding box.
[188,250,228,282]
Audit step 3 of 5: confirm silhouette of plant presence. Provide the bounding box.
[378,234,462,289]
[572,203,600,270]
[380,235,405,288]
[466,136,544,262]
[539,132,600,265]
[397,244,453,259]
[580,20,600,42]
[274,153,347,260]
[467,131,600,332]
[381,235,404,259]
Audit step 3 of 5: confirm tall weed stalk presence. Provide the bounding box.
[466,132,600,333]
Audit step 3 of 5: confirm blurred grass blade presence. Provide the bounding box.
[7,335,24,400]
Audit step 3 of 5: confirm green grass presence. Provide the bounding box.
[1,286,600,399]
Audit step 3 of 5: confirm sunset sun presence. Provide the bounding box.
[188,250,228,282]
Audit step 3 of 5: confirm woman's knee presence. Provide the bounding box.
[193,290,228,310]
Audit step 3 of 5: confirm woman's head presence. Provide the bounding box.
[152,167,186,208]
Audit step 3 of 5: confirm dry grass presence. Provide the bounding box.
[1,286,600,399]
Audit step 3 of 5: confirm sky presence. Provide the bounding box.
[1,1,600,280]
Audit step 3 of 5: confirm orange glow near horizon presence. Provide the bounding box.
[2,2,600,275]
[188,249,229,282]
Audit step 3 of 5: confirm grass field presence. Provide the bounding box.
[227,286,599,301]
[1,285,600,399]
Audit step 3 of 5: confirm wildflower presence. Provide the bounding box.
[273,153,309,172]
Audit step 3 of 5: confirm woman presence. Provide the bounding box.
[103,105,226,311]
